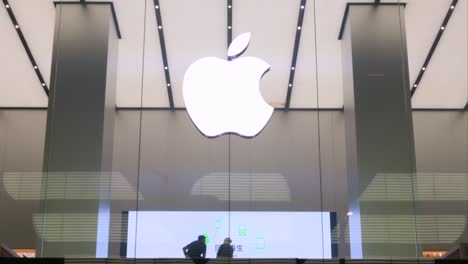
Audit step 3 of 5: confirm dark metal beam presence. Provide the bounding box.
[464,103,468,111]
[411,0,458,97]
[114,107,344,112]
[285,0,306,110]
[374,0,381,6]
[52,2,122,39]
[412,108,466,111]
[3,106,466,112]
[153,0,174,110]
[2,0,49,96]
[227,0,232,50]
[338,3,407,40]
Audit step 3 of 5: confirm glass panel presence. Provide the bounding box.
[229,112,325,259]
[0,0,466,261]
[408,0,468,260]
[132,0,229,259]
[134,111,229,258]
[230,0,325,259]
[0,110,47,258]
[314,0,348,259]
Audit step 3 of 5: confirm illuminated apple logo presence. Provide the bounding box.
[183,32,273,138]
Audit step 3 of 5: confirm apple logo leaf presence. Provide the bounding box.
[228,32,251,60]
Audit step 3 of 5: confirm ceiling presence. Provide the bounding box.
[0,0,466,109]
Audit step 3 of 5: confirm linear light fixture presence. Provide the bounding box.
[411,0,459,97]
[285,0,306,110]
[227,0,233,50]
[2,0,49,96]
[153,0,174,110]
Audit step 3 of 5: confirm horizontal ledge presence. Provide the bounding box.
[1,107,467,112]
[412,108,468,112]
[114,107,345,112]
[338,2,407,40]
[0,107,48,110]
[53,1,122,39]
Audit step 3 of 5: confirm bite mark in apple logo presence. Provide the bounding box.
[183,32,274,138]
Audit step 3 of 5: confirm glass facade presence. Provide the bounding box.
[0,0,467,261]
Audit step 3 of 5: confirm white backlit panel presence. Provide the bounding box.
[234,0,300,108]
[161,0,226,107]
[127,211,332,259]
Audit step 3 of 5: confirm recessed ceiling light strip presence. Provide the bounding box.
[153,0,174,110]
[285,0,306,110]
[2,0,49,96]
[410,0,458,97]
[227,0,232,49]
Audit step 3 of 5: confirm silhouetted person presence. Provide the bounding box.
[216,237,234,259]
[183,235,207,264]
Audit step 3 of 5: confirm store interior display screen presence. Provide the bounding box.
[126,211,332,259]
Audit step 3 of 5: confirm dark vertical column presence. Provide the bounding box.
[340,4,417,258]
[41,2,119,257]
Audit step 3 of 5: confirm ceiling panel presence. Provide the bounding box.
[161,0,226,107]
[314,0,346,108]
[0,0,48,107]
[233,0,300,108]
[112,0,146,107]
[406,0,452,89]
[13,0,55,94]
[141,0,168,108]
[410,0,467,108]
[0,0,466,109]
